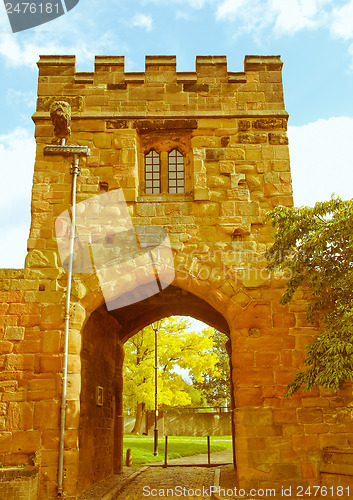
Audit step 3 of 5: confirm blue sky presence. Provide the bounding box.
[1,0,353,267]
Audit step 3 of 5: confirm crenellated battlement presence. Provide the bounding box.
[37,54,282,77]
[34,54,286,118]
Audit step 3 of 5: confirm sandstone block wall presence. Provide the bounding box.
[0,54,351,498]
[78,307,122,492]
[0,466,38,500]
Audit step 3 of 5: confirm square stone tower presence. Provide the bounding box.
[0,55,351,499]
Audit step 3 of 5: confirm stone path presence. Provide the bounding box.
[117,465,215,499]
[115,449,238,499]
[78,449,233,499]
[79,449,340,500]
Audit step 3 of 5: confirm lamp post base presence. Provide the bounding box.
[154,428,158,456]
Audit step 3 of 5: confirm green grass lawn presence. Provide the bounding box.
[123,434,232,465]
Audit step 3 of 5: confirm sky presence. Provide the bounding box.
[0,0,353,268]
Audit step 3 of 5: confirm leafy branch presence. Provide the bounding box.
[266,196,353,396]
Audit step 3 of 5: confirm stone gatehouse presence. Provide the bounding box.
[0,54,351,499]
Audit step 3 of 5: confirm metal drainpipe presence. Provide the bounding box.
[57,154,80,496]
[43,141,90,497]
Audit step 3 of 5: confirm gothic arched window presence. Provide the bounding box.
[168,149,184,193]
[144,150,161,194]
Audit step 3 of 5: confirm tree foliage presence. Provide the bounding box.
[123,317,221,428]
[266,196,353,396]
[192,329,231,407]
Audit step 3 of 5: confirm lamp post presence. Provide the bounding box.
[152,320,161,456]
[44,101,90,497]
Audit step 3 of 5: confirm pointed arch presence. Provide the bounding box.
[145,149,161,194]
[168,149,184,193]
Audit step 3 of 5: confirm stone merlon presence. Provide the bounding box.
[36,54,283,84]
[34,54,288,119]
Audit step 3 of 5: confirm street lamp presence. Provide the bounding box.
[44,101,90,497]
[152,320,161,456]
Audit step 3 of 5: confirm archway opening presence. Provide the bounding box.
[78,285,234,493]
[123,315,233,466]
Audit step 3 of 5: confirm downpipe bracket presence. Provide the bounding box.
[44,145,90,157]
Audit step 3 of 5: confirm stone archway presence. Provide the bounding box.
[77,281,233,494]
[110,284,230,340]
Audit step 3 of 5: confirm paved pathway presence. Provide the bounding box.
[79,449,235,499]
[117,465,215,499]
[115,450,233,499]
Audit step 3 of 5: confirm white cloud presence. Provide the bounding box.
[139,0,353,54]
[288,116,353,206]
[213,0,353,68]
[0,5,120,70]
[216,0,333,35]
[132,13,153,31]
[0,225,29,269]
[271,0,331,35]
[216,0,250,21]
[6,89,36,108]
[0,30,117,69]
[0,127,35,268]
[330,0,353,40]
[0,127,35,208]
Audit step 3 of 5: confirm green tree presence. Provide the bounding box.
[123,317,220,433]
[182,382,208,407]
[266,196,353,396]
[192,329,231,407]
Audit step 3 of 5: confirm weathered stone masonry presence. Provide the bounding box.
[0,54,352,499]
